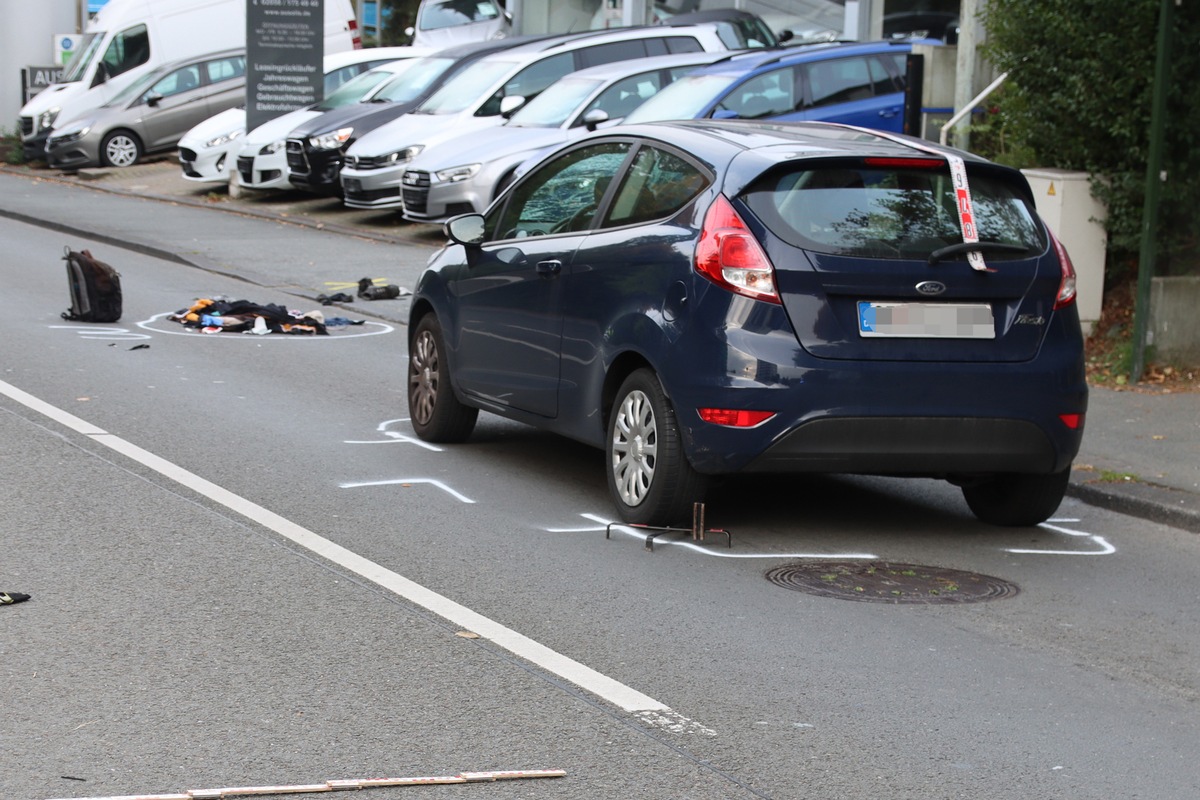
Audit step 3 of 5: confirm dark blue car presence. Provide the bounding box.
[623,40,930,132]
[407,121,1087,528]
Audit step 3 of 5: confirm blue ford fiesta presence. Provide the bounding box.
[407,120,1087,527]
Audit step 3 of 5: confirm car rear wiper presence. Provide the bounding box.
[928,241,1031,265]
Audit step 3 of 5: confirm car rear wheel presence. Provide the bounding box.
[961,467,1071,526]
[607,369,706,526]
[100,130,142,168]
[408,314,477,443]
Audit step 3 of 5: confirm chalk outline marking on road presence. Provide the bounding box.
[341,477,475,504]
[344,418,443,451]
[560,513,880,560]
[1011,519,1117,555]
[0,377,670,715]
[136,312,395,340]
[49,324,151,341]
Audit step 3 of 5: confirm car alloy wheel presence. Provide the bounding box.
[101,131,142,168]
[407,314,477,443]
[607,369,705,526]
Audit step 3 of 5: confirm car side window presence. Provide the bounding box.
[144,64,203,102]
[577,40,649,69]
[477,52,574,116]
[488,142,631,240]
[100,24,150,82]
[664,36,704,54]
[580,72,664,123]
[605,146,709,227]
[715,68,796,119]
[804,56,894,109]
[205,56,246,84]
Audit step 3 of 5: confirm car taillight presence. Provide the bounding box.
[694,194,779,304]
[1048,229,1077,309]
[697,408,776,428]
[1059,413,1084,429]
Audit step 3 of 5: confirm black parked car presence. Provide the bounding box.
[284,37,543,194]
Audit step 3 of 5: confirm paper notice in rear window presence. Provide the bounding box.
[858,302,995,339]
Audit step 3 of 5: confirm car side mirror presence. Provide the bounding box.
[404,26,414,37]
[499,95,526,119]
[445,213,485,247]
[712,109,741,120]
[581,109,609,132]
[145,92,163,107]
[777,29,794,43]
[91,63,108,88]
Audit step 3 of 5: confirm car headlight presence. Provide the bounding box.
[436,163,481,183]
[38,108,60,131]
[205,129,244,148]
[381,144,423,165]
[260,140,284,155]
[309,127,353,150]
[51,120,92,143]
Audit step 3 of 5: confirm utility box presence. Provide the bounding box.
[1021,169,1106,336]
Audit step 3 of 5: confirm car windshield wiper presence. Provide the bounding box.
[928,241,1031,265]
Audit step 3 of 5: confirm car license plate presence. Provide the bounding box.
[343,178,361,193]
[858,301,994,339]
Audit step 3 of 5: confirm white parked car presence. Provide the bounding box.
[178,47,431,184]
[339,23,742,212]
[396,51,732,222]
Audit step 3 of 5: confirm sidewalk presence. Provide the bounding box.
[2,158,1198,533]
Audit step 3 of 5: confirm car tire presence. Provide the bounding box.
[607,368,706,526]
[408,314,477,443]
[961,467,1071,527]
[100,130,143,168]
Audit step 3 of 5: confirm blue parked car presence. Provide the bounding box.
[407,121,1086,528]
[623,40,931,132]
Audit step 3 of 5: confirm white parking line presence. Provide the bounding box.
[0,378,669,715]
[1009,520,1116,555]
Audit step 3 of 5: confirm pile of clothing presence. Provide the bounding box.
[169,298,329,335]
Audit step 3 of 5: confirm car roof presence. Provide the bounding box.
[464,22,732,64]
[614,119,987,167]
[323,46,440,71]
[560,49,738,82]
[692,38,929,75]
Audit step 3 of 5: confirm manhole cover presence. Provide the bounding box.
[765,561,1019,604]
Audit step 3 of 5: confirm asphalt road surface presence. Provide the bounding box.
[2,193,1199,800]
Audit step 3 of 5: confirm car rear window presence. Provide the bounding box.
[742,161,1045,259]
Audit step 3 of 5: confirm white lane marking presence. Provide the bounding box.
[340,478,475,504]
[0,378,668,714]
[344,418,443,451]
[1008,521,1116,556]
[573,514,879,559]
[636,709,717,737]
[49,324,151,341]
[136,312,394,339]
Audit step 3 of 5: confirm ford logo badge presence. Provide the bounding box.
[916,281,946,296]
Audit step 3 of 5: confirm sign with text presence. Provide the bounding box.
[22,66,65,103]
[246,0,325,132]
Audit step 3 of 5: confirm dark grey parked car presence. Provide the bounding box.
[46,49,246,169]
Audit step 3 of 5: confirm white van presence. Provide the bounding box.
[18,0,359,160]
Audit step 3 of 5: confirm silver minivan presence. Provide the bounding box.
[406,0,512,48]
[45,48,245,170]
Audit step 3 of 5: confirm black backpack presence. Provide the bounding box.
[62,247,122,323]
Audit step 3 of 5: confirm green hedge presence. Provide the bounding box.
[982,0,1198,278]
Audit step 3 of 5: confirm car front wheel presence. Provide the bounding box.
[100,130,142,168]
[408,314,477,443]
[607,369,706,526]
[961,467,1071,526]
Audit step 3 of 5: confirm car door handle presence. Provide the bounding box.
[878,107,900,118]
[536,260,563,276]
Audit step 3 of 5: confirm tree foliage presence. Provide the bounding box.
[982,0,1199,275]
